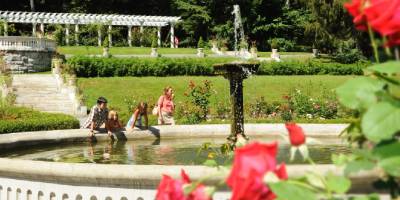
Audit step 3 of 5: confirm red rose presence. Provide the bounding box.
[364,0,400,35]
[344,0,368,31]
[156,170,212,200]
[226,142,288,200]
[285,123,306,147]
[188,184,212,200]
[156,174,186,200]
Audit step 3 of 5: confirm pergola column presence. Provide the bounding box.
[32,23,36,36]
[170,23,175,48]
[108,25,112,47]
[65,24,70,46]
[127,25,132,47]
[157,26,161,47]
[139,25,144,46]
[98,27,102,47]
[3,21,8,36]
[74,24,79,46]
[40,23,44,35]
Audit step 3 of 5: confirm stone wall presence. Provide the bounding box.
[1,50,54,73]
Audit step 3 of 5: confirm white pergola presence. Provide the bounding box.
[0,11,181,48]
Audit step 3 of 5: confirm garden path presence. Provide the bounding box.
[12,74,77,116]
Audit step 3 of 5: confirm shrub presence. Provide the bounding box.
[0,106,80,134]
[197,37,206,49]
[258,59,368,75]
[67,56,369,77]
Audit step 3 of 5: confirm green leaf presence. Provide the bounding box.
[269,181,317,200]
[368,61,400,76]
[336,77,385,109]
[332,154,349,166]
[325,173,351,194]
[378,156,400,177]
[373,141,400,159]
[305,173,325,189]
[203,159,218,167]
[344,160,375,175]
[361,102,400,143]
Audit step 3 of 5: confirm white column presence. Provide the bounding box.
[127,25,132,47]
[157,26,161,47]
[40,23,45,35]
[32,23,36,36]
[108,25,112,47]
[3,22,8,36]
[98,27,102,47]
[139,25,144,46]
[170,24,175,48]
[75,24,79,46]
[65,25,70,46]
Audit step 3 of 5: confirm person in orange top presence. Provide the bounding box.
[157,86,175,125]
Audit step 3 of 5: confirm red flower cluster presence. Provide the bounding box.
[285,123,306,147]
[156,170,211,200]
[344,0,400,46]
[226,142,288,200]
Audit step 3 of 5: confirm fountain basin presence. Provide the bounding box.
[0,124,385,199]
[213,62,259,78]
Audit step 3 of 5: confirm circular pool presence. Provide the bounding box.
[0,124,382,200]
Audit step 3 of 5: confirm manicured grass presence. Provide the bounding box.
[78,75,354,124]
[57,46,213,55]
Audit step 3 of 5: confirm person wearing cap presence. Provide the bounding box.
[81,97,111,137]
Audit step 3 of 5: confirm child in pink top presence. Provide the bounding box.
[157,86,175,125]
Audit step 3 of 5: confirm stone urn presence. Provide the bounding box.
[197,48,205,57]
[151,48,159,57]
[66,74,77,86]
[51,58,62,75]
[312,48,319,58]
[211,42,219,52]
[103,47,110,57]
[250,47,258,58]
[271,49,281,61]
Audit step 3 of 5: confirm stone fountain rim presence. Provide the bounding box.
[0,124,381,193]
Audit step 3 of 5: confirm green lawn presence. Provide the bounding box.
[58,46,213,55]
[58,46,313,58]
[78,75,355,124]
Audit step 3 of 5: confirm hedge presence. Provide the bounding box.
[0,106,80,134]
[67,56,369,77]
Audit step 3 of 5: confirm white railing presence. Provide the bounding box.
[0,177,231,200]
[0,36,56,52]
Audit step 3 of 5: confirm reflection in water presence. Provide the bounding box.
[0,138,350,165]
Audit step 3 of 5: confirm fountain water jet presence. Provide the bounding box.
[232,5,251,59]
[214,62,260,144]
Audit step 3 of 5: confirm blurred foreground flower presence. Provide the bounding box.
[226,142,288,200]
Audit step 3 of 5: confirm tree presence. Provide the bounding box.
[173,0,212,46]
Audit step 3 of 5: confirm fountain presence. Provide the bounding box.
[214,62,260,144]
[232,5,252,59]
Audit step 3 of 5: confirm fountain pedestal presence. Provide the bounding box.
[214,62,259,144]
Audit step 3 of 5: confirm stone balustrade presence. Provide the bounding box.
[0,36,56,52]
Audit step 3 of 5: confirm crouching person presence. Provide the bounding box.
[81,97,111,137]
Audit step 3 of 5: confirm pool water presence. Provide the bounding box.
[0,138,350,165]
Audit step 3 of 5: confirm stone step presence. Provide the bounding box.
[16,99,72,104]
